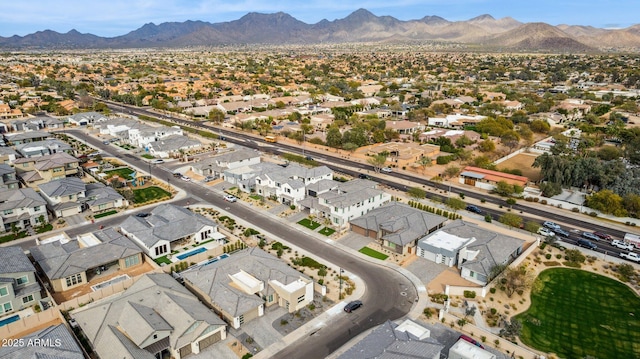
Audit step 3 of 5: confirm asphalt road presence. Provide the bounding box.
[62,129,418,358]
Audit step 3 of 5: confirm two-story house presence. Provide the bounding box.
[0,247,43,318]
[119,204,223,259]
[38,178,127,218]
[14,152,80,187]
[0,164,19,190]
[253,163,333,205]
[192,148,261,179]
[14,139,73,158]
[299,179,391,229]
[146,134,202,158]
[0,188,48,233]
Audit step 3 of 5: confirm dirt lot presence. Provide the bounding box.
[496,152,541,182]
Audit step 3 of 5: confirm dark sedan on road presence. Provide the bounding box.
[344,300,363,313]
[466,205,482,214]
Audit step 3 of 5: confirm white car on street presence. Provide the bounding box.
[381,167,393,173]
[538,227,555,237]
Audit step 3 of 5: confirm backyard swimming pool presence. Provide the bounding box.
[176,247,206,260]
[202,253,230,266]
[0,314,20,328]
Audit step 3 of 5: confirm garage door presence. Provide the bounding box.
[179,344,192,358]
[198,331,222,350]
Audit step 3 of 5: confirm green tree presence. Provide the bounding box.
[524,221,540,234]
[407,187,426,199]
[499,213,523,228]
[493,181,515,197]
[445,197,466,211]
[416,156,432,173]
[367,154,388,172]
[530,119,550,133]
[539,182,562,197]
[500,130,521,152]
[478,139,496,153]
[208,108,226,124]
[325,126,343,148]
[586,190,626,216]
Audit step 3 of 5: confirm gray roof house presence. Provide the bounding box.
[0,163,19,190]
[119,204,222,259]
[335,319,444,359]
[66,111,108,126]
[299,179,392,229]
[181,247,314,329]
[254,163,333,205]
[30,228,144,293]
[417,220,525,285]
[0,324,84,359]
[0,246,43,317]
[14,139,73,158]
[3,131,51,145]
[223,162,281,191]
[192,148,261,178]
[349,202,447,255]
[38,178,127,218]
[0,188,48,233]
[147,134,202,159]
[71,272,227,359]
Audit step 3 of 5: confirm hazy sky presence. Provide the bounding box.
[1,0,638,37]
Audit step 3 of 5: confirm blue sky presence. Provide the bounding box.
[1,0,638,37]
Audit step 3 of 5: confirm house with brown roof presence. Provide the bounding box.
[362,142,440,170]
[459,166,528,191]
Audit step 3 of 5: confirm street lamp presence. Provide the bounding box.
[339,268,345,300]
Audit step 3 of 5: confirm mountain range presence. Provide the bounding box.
[2,8,639,52]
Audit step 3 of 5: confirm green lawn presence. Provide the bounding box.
[154,256,171,265]
[35,224,54,234]
[94,210,118,219]
[318,227,335,236]
[105,168,135,179]
[297,218,321,230]
[133,186,171,203]
[141,154,154,159]
[358,247,388,260]
[515,268,640,359]
[0,231,28,243]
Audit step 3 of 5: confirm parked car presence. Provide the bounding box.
[223,195,238,203]
[553,228,570,238]
[151,159,164,164]
[594,232,612,241]
[173,172,182,178]
[577,239,598,250]
[358,174,371,180]
[381,167,393,173]
[102,140,110,145]
[135,213,150,218]
[466,205,482,214]
[537,227,555,237]
[458,335,485,349]
[344,300,363,313]
[611,239,635,251]
[204,176,215,182]
[543,221,561,231]
[620,252,640,262]
[180,176,191,182]
[581,232,601,241]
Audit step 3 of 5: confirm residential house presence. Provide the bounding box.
[193,148,261,179]
[14,139,73,158]
[14,152,80,187]
[129,126,184,149]
[428,114,487,128]
[222,162,282,191]
[335,319,444,359]
[0,188,48,232]
[119,204,224,259]
[3,131,51,145]
[357,84,383,97]
[349,202,447,255]
[71,273,227,359]
[9,116,63,131]
[66,111,108,126]
[449,338,497,359]
[0,147,18,165]
[216,101,253,114]
[147,134,202,158]
[419,129,481,144]
[0,164,19,190]
[459,166,528,191]
[38,178,126,218]
[254,163,333,205]
[298,179,391,228]
[0,247,43,317]
[385,120,425,136]
[0,103,23,120]
[0,324,84,358]
[30,228,144,293]
[363,142,440,170]
[417,220,524,285]
[182,247,314,329]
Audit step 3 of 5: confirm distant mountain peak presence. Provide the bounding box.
[469,14,495,21]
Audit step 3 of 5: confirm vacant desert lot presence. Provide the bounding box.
[496,152,541,182]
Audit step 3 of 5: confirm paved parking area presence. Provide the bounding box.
[405,257,448,288]
[336,232,373,251]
